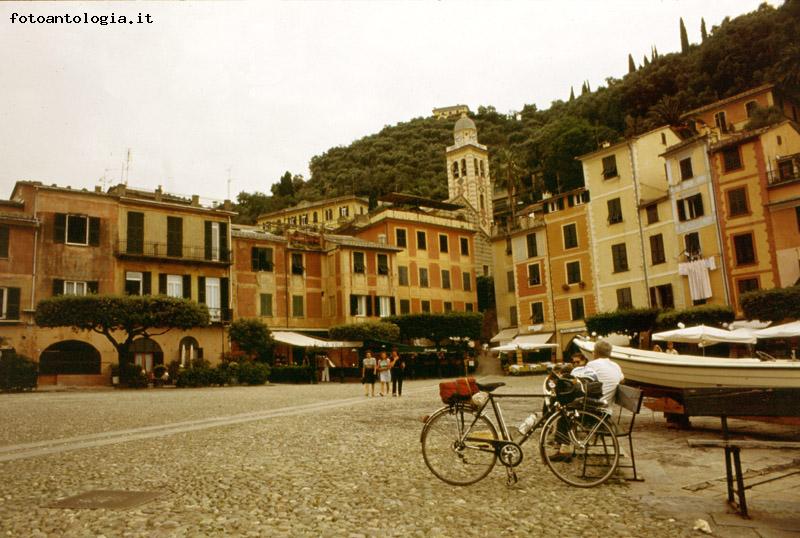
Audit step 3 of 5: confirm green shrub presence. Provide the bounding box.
[237,362,270,385]
[655,304,735,330]
[741,285,800,322]
[121,362,148,388]
[329,321,400,342]
[175,366,219,388]
[0,352,38,392]
[585,308,660,336]
[269,365,315,384]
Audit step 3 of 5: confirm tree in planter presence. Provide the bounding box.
[34,295,210,383]
[387,312,483,344]
[228,318,274,363]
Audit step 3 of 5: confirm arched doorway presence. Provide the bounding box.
[178,336,202,367]
[130,338,163,374]
[40,340,101,375]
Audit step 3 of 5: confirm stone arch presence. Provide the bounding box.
[178,336,203,366]
[40,340,101,375]
[130,338,164,373]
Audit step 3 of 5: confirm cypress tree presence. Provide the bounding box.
[653,45,659,59]
[643,55,650,67]
[680,18,689,53]
[628,54,636,74]
[701,18,708,41]
[569,86,575,101]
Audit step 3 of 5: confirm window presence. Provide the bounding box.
[377,254,389,275]
[507,270,515,292]
[526,233,537,258]
[505,236,512,255]
[778,159,795,180]
[324,208,333,221]
[444,301,453,313]
[684,232,701,256]
[461,159,467,176]
[417,231,427,250]
[125,271,144,296]
[291,253,304,275]
[480,160,485,177]
[251,247,274,271]
[607,198,623,224]
[353,252,365,273]
[339,206,349,217]
[204,221,228,262]
[441,269,451,289]
[679,158,693,181]
[646,204,659,225]
[530,302,544,324]
[458,237,469,256]
[722,146,742,172]
[527,263,541,286]
[563,223,578,249]
[0,225,8,258]
[510,306,518,327]
[64,281,88,296]
[714,111,728,133]
[396,228,407,248]
[727,188,748,217]
[463,271,471,291]
[167,216,183,257]
[602,154,618,179]
[349,295,368,317]
[737,278,759,296]
[465,303,474,312]
[480,194,485,210]
[661,132,667,145]
[400,299,411,315]
[611,243,628,273]
[313,212,318,223]
[649,284,675,310]
[650,234,666,265]
[733,233,756,266]
[292,295,304,318]
[377,296,392,317]
[56,213,100,247]
[745,100,758,118]
[204,277,222,321]
[166,275,183,298]
[398,266,409,286]
[616,287,633,310]
[66,214,89,245]
[0,287,20,320]
[677,193,704,221]
[566,261,581,284]
[452,161,459,178]
[421,300,431,313]
[570,298,585,321]
[439,234,449,253]
[260,293,273,316]
[419,267,429,287]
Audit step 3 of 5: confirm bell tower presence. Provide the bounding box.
[446,114,492,234]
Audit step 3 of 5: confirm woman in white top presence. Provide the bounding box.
[377,351,392,397]
[362,351,377,397]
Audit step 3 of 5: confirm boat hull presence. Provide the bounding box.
[575,338,800,389]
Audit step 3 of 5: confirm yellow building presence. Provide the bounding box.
[580,126,682,312]
[256,195,369,231]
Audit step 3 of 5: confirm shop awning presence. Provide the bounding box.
[490,328,518,343]
[272,331,361,349]
[491,333,557,352]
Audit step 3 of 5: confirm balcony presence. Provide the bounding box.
[768,154,800,187]
[208,307,233,323]
[115,241,231,265]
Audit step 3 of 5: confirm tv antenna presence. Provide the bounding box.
[227,167,233,200]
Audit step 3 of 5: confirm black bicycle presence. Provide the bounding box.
[420,371,620,487]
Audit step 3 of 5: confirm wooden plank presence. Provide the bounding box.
[682,388,800,417]
[687,439,800,449]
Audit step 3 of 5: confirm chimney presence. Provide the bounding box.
[191,195,200,207]
[155,185,163,202]
[94,186,102,193]
[222,199,233,211]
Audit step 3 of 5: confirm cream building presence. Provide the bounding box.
[256,195,369,231]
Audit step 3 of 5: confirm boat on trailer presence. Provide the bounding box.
[574,337,800,389]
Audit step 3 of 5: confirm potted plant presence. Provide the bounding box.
[561,283,570,291]
[579,281,587,289]
[110,364,120,386]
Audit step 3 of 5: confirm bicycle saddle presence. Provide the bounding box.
[476,382,505,392]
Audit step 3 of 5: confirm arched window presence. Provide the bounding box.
[473,158,478,175]
[130,338,163,373]
[480,160,485,177]
[179,336,202,366]
[40,340,101,375]
[452,161,459,178]
[313,212,318,223]
[461,159,467,176]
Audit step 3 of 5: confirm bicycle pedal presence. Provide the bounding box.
[505,468,518,486]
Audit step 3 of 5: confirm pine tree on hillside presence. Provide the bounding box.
[653,45,659,59]
[680,17,690,53]
[628,54,636,73]
[569,86,575,101]
[643,55,650,67]
[701,17,708,41]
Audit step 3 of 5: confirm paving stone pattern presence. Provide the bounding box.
[0,377,705,536]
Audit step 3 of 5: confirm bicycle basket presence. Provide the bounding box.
[439,377,478,405]
[554,377,582,405]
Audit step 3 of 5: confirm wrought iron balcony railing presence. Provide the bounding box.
[768,154,800,186]
[115,241,231,263]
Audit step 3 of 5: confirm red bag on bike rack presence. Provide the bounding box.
[439,377,478,404]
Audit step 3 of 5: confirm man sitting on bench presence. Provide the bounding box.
[571,339,625,404]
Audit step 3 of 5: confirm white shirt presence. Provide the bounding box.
[573,358,624,403]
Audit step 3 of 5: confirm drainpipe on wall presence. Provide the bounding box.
[705,147,732,306]
[29,184,40,314]
[628,141,651,306]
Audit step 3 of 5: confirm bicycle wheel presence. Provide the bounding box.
[539,408,619,488]
[421,405,498,486]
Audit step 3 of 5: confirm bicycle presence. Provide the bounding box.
[420,371,620,488]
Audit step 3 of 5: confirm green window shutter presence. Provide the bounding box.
[366,294,373,317]
[142,272,152,295]
[167,216,183,257]
[183,275,192,299]
[158,273,167,295]
[0,226,9,257]
[54,213,66,243]
[350,295,357,316]
[52,279,64,296]
[6,288,20,319]
[87,281,99,294]
[251,247,259,271]
[220,223,229,261]
[198,277,206,304]
[221,277,230,309]
[265,248,273,270]
[390,297,396,316]
[88,217,101,246]
[127,212,144,254]
[204,222,212,260]
[374,295,381,317]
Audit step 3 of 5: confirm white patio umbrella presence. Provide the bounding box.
[753,321,800,339]
[652,324,757,347]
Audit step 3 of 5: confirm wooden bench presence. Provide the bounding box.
[613,384,645,481]
[682,387,800,518]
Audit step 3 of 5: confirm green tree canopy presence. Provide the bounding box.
[387,313,483,343]
[329,321,400,342]
[229,318,274,363]
[741,285,800,322]
[680,17,690,53]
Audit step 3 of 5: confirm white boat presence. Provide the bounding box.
[574,337,800,389]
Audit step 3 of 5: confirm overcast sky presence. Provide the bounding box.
[0,0,769,203]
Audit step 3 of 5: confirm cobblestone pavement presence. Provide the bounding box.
[0,376,771,537]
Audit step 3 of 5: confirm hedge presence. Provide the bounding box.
[329,321,400,342]
[741,285,800,322]
[585,308,660,337]
[386,312,483,342]
[269,365,315,384]
[655,304,735,330]
[0,352,38,392]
